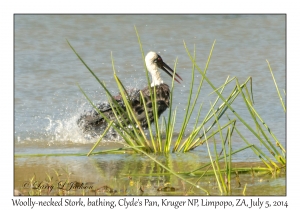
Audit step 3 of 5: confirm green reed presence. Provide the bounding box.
[266,59,286,113]
[18,35,285,167]
[135,33,232,153]
[66,27,236,155]
[67,32,286,166]
[183,41,285,173]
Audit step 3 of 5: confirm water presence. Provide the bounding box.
[15,154,285,196]
[14,15,286,195]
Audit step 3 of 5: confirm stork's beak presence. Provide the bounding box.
[157,57,183,84]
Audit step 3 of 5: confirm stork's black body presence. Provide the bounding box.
[77,51,182,136]
[77,84,171,134]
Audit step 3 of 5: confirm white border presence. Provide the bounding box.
[2,0,298,208]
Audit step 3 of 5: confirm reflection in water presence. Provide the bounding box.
[14,153,286,196]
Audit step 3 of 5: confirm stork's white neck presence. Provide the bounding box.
[150,67,164,87]
[145,53,164,87]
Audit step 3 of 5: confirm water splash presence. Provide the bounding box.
[43,102,125,145]
[15,86,144,146]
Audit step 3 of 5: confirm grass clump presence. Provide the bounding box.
[68,38,244,155]
[67,26,285,167]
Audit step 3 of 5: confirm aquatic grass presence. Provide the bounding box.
[130,145,210,195]
[46,33,286,195]
[140,91,157,152]
[17,36,285,172]
[111,58,152,148]
[200,104,234,195]
[135,29,234,156]
[164,58,179,153]
[137,27,212,154]
[204,128,223,194]
[266,59,286,112]
[69,38,169,153]
[175,75,240,152]
[78,83,140,148]
[227,125,232,192]
[134,26,181,153]
[67,39,125,113]
[173,45,198,151]
[183,40,286,167]
[212,104,229,194]
[244,93,286,154]
[153,84,162,151]
[69,41,148,150]
[69,35,286,165]
[234,78,285,166]
[67,37,212,192]
[71,44,142,148]
[87,121,113,156]
[122,166,270,177]
[233,120,286,176]
[105,91,139,147]
[112,65,180,153]
[173,44,212,152]
[69,39,157,152]
[232,124,275,170]
[69,30,241,155]
[113,70,150,149]
[110,65,152,150]
[172,42,256,153]
[189,144,256,174]
[164,108,177,153]
[243,183,247,196]
[134,26,159,150]
[187,76,254,149]
[15,146,142,158]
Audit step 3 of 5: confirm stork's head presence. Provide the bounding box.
[145,51,182,87]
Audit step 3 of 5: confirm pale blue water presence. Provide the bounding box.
[14,15,286,161]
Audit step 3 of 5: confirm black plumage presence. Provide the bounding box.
[77,51,182,136]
